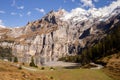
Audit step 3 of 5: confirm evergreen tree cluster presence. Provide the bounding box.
[29,57,37,67]
[0,46,13,61]
[14,57,18,63]
[59,24,120,65]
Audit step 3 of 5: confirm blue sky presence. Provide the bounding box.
[0,0,116,27]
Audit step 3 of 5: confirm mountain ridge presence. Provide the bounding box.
[0,6,120,65]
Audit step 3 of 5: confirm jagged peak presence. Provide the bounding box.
[60,2,120,22]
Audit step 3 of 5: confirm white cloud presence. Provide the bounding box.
[11,12,17,15]
[64,0,66,3]
[35,8,45,14]
[17,6,24,10]
[11,0,24,10]
[11,0,16,6]
[94,0,99,2]
[19,14,23,17]
[72,0,75,2]
[80,0,94,8]
[0,10,5,14]
[27,11,31,16]
[98,0,120,16]
[0,20,4,25]
[0,19,6,28]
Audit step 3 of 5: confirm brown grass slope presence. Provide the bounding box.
[99,53,120,80]
[0,60,49,80]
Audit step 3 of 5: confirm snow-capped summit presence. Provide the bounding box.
[60,8,88,22]
[110,6,120,16]
[60,0,120,23]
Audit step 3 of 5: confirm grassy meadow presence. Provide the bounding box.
[0,60,115,80]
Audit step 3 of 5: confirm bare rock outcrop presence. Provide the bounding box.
[0,8,120,65]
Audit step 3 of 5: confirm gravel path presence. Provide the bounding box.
[12,61,103,71]
[90,63,104,69]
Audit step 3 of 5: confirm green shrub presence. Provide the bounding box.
[14,57,18,63]
[50,76,54,79]
[18,65,22,70]
[22,62,25,65]
[50,67,55,70]
[41,67,45,70]
[29,57,36,67]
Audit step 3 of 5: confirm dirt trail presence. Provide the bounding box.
[90,63,104,69]
[12,64,37,71]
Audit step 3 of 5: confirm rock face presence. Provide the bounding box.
[0,8,120,65]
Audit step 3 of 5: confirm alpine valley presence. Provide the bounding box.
[0,6,120,66]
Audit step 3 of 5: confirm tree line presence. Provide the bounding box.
[59,23,120,65]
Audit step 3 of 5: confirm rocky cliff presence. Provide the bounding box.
[0,7,120,65]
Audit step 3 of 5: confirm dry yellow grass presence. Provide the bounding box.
[98,53,120,80]
[0,60,49,80]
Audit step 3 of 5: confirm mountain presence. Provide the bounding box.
[0,7,120,65]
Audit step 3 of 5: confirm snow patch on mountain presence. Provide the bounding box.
[60,0,120,22]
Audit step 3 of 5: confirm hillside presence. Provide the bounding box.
[0,60,114,80]
[0,8,119,65]
[0,0,120,80]
[58,21,120,80]
[99,53,120,80]
[59,22,120,63]
[0,60,48,80]
[0,2,119,66]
